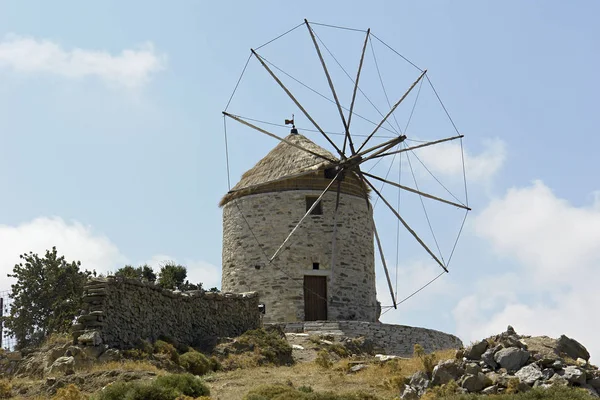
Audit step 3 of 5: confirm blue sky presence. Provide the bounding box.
[1,1,599,358]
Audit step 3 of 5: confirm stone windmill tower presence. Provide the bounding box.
[220,129,379,323]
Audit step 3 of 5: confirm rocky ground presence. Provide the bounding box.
[0,326,599,399]
[400,325,600,399]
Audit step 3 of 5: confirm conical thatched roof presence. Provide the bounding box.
[220,133,339,206]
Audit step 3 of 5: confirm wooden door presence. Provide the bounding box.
[304,276,327,321]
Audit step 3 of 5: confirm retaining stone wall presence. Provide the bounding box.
[270,321,463,356]
[73,277,260,349]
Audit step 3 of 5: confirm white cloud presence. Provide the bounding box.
[413,137,506,183]
[455,181,600,361]
[0,34,166,88]
[0,217,126,293]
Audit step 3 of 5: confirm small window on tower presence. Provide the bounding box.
[313,262,320,270]
[306,196,322,215]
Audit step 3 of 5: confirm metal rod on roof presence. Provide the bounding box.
[269,170,342,262]
[223,112,336,163]
[368,135,464,159]
[362,171,471,210]
[250,49,346,159]
[361,174,449,273]
[357,70,427,153]
[305,19,349,159]
[345,28,370,155]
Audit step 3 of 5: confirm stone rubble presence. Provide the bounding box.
[401,325,600,399]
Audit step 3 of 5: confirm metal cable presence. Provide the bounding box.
[370,33,423,72]
[255,22,304,51]
[225,53,252,112]
[311,29,401,137]
[259,55,401,136]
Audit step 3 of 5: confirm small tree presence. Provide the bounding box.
[157,262,188,290]
[5,247,90,349]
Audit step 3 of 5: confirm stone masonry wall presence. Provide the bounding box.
[270,321,463,357]
[222,190,378,323]
[73,277,260,349]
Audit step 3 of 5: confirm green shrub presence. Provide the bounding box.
[419,384,597,399]
[155,374,210,397]
[95,373,209,400]
[234,328,293,366]
[154,340,180,364]
[179,351,211,376]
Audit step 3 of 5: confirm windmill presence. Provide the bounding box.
[220,20,470,323]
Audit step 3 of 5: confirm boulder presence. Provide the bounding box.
[97,348,122,363]
[482,385,498,395]
[465,340,488,360]
[541,368,555,380]
[432,360,465,386]
[47,356,75,376]
[557,335,590,361]
[564,366,587,385]
[515,365,543,385]
[409,370,431,393]
[588,377,600,390]
[548,373,569,386]
[349,364,368,373]
[494,348,530,372]
[400,386,419,400]
[481,345,501,369]
[78,331,102,346]
[465,363,482,375]
[460,372,492,393]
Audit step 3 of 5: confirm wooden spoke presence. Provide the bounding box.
[345,28,370,155]
[373,218,397,308]
[329,180,343,282]
[361,173,448,272]
[357,70,427,153]
[269,170,342,262]
[355,134,406,159]
[305,20,349,159]
[223,112,336,163]
[362,171,471,210]
[369,135,464,159]
[251,49,345,159]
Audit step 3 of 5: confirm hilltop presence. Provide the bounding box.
[1,325,599,399]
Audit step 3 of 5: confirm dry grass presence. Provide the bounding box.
[205,348,459,400]
[43,333,72,348]
[88,359,164,374]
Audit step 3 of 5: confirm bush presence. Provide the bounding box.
[0,379,12,399]
[155,374,211,397]
[221,328,293,369]
[414,344,436,377]
[179,351,211,376]
[154,340,180,364]
[315,350,333,369]
[95,373,209,400]
[52,384,87,400]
